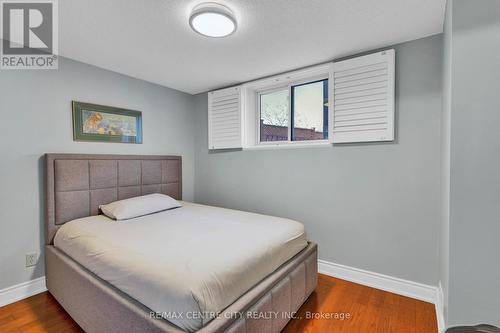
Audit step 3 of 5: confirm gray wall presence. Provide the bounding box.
[447,0,500,326]
[0,57,196,290]
[194,35,443,286]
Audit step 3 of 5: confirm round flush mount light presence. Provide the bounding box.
[189,2,237,38]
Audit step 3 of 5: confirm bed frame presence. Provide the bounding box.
[45,153,318,332]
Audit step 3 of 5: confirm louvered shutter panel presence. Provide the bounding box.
[330,49,395,143]
[208,86,243,150]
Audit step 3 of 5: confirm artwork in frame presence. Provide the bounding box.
[72,101,143,143]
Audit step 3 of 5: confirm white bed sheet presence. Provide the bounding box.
[54,202,307,332]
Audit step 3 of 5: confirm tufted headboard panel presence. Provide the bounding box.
[45,153,182,244]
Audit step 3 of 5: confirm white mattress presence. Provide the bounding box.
[54,202,308,332]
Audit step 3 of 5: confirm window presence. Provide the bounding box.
[208,52,395,150]
[258,79,328,144]
[292,79,328,141]
[259,89,289,142]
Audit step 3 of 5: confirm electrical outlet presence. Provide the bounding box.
[26,253,38,267]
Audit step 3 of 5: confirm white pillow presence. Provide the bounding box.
[100,193,181,220]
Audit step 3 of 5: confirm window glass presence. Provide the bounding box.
[259,89,289,142]
[292,80,328,141]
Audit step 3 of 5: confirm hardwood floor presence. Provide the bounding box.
[0,274,437,333]
[0,291,80,333]
[282,274,437,333]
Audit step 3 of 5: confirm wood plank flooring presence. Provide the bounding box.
[0,274,437,333]
[282,274,437,333]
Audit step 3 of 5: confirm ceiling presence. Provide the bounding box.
[59,0,446,94]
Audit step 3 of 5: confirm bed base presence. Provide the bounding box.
[46,242,317,333]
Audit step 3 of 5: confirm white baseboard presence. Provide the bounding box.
[0,277,47,307]
[319,259,445,331]
[435,281,446,333]
[318,259,437,302]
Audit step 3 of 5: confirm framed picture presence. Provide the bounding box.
[72,101,143,144]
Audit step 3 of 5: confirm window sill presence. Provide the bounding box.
[244,141,331,150]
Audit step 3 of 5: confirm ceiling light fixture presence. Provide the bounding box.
[189,2,237,38]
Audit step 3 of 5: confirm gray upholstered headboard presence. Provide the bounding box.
[45,153,182,244]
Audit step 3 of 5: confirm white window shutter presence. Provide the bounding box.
[208,86,244,150]
[330,49,395,143]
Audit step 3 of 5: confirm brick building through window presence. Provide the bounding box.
[260,120,325,142]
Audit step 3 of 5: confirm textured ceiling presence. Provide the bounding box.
[59,0,446,94]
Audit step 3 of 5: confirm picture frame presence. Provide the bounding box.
[72,101,143,144]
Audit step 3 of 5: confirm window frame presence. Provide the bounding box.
[290,78,329,142]
[256,74,330,147]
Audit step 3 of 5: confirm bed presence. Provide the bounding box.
[44,153,318,333]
